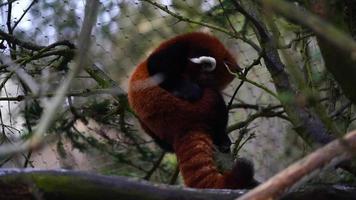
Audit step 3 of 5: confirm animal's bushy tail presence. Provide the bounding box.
[173,131,257,189]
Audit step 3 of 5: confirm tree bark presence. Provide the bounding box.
[0,169,245,200]
[237,130,356,200]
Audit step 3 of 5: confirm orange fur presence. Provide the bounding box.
[174,132,252,188]
[128,32,255,189]
[129,60,226,146]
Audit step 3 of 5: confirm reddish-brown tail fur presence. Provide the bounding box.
[128,32,257,189]
[173,131,255,189]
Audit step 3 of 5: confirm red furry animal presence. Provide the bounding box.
[128,32,257,189]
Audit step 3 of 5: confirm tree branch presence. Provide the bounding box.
[264,0,356,104]
[232,0,333,145]
[0,169,245,200]
[0,0,100,156]
[140,0,260,51]
[238,130,356,200]
[227,107,288,133]
[0,30,74,51]
[263,0,356,55]
[11,0,37,32]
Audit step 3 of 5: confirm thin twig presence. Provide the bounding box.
[0,72,14,91]
[218,0,239,35]
[23,150,33,168]
[225,62,279,100]
[230,103,282,110]
[0,30,74,51]
[0,0,18,7]
[278,32,314,49]
[3,86,13,125]
[0,88,125,102]
[331,101,352,118]
[227,53,263,109]
[0,156,13,167]
[67,96,88,124]
[0,0,100,156]
[169,164,180,185]
[6,1,12,34]
[72,125,149,173]
[23,83,34,168]
[227,109,288,133]
[11,0,38,32]
[234,131,256,155]
[144,151,166,180]
[140,0,260,51]
[0,110,7,144]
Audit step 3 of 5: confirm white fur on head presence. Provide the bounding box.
[190,56,216,72]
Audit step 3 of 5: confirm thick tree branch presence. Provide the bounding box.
[0,30,48,51]
[238,130,356,200]
[233,0,333,146]
[263,0,356,55]
[264,0,356,104]
[0,169,244,200]
[0,30,74,51]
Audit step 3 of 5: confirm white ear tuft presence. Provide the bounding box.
[190,56,216,72]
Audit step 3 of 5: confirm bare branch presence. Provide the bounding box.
[11,0,37,32]
[227,107,288,133]
[238,130,356,200]
[0,0,19,7]
[0,168,245,200]
[227,53,263,109]
[144,151,166,180]
[0,30,74,51]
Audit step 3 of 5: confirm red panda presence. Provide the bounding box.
[128,32,256,189]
